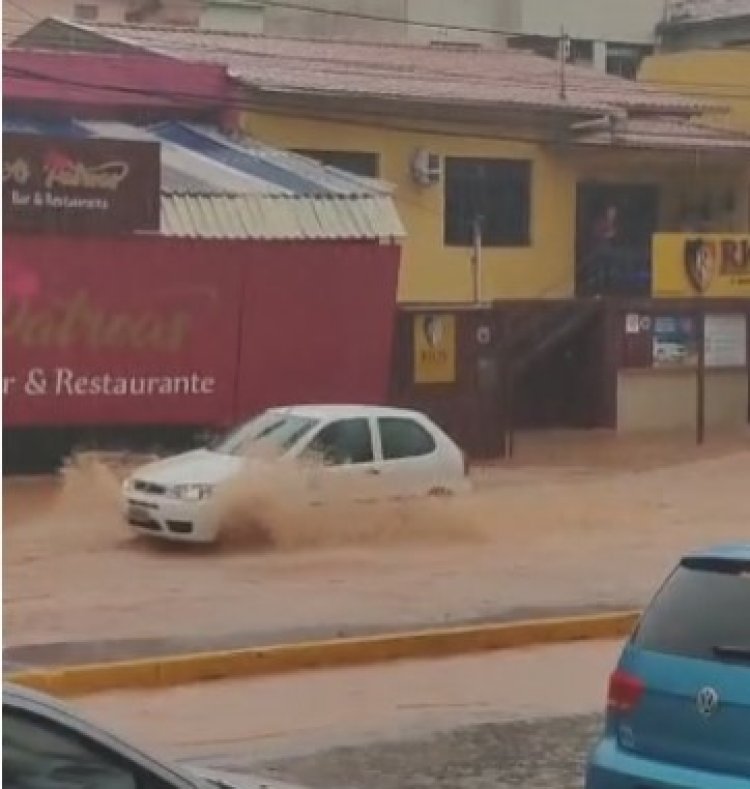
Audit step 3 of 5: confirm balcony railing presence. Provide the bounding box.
[577,245,652,298]
[578,232,750,299]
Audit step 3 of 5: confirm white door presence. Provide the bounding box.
[374,416,446,496]
[299,417,383,502]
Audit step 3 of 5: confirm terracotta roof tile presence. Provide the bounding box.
[574,117,750,150]
[40,20,714,117]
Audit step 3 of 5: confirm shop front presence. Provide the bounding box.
[615,232,750,432]
[2,123,402,470]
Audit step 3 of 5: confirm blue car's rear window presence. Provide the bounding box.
[632,559,750,661]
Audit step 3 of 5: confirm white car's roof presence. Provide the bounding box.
[267,404,428,421]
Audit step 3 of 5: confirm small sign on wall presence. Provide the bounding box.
[625,313,640,334]
[705,314,747,368]
[652,315,698,368]
[413,313,456,384]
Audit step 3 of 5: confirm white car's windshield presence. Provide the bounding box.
[210,412,319,457]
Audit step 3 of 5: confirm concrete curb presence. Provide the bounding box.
[8,610,640,698]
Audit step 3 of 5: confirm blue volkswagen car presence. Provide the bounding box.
[586,544,750,788]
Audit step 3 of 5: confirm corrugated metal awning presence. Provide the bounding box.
[158,194,404,241]
[3,116,405,241]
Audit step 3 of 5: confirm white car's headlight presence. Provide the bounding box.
[169,483,214,501]
[122,478,134,495]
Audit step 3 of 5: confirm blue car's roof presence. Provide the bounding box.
[684,543,750,563]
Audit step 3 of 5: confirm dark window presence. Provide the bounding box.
[307,418,374,465]
[632,558,750,661]
[293,150,380,178]
[444,157,531,247]
[73,3,100,20]
[605,44,651,80]
[570,39,594,65]
[3,709,175,789]
[379,418,436,460]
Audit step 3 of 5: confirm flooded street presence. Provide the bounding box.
[76,640,621,763]
[4,432,750,654]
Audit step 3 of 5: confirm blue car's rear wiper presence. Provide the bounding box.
[712,645,750,662]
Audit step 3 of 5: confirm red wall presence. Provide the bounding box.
[3,236,399,427]
[4,50,232,114]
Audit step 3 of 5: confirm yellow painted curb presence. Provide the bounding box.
[9,610,640,698]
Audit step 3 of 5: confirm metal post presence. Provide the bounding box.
[696,307,706,446]
[558,27,569,101]
[507,361,516,459]
[499,311,511,459]
[471,216,483,304]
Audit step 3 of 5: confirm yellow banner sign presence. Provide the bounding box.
[652,233,750,298]
[413,313,456,384]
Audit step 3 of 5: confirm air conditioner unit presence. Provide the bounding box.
[411,149,441,187]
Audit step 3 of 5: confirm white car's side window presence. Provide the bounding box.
[378,418,437,461]
[3,709,173,789]
[305,418,374,466]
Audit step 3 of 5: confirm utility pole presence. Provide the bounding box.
[696,304,706,446]
[471,215,483,304]
[558,26,570,101]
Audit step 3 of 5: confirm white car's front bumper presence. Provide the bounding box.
[123,490,218,543]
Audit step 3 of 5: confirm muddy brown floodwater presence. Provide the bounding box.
[4,431,750,653]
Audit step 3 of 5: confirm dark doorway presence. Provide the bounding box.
[513,311,608,429]
[576,182,659,296]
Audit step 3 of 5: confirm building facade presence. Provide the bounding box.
[261,0,665,74]
[11,19,750,450]
[2,48,403,469]
[658,0,750,50]
[5,0,668,72]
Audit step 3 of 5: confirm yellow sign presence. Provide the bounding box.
[413,313,456,384]
[652,233,750,298]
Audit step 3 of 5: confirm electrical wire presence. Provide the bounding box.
[3,0,38,22]
[4,0,750,61]
[6,63,750,148]
[6,0,750,42]
[5,36,750,106]
[4,16,750,102]
[3,3,750,103]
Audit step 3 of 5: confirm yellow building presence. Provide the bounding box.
[242,110,750,304]
[15,19,750,305]
[640,50,750,134]
[221,38,750,305]
[17,19,750,445]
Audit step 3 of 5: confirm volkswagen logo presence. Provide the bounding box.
[696,687,720,718]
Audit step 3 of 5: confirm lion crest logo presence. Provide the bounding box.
[684,238,717,294]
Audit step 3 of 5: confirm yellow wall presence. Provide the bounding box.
[239,110,747,303]
[639,51,750,134]
[240,111,576,303]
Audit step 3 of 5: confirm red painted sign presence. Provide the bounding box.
[3,237,400,427]
[3,237,241,426]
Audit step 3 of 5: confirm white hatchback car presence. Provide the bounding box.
[122,405,470,543]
